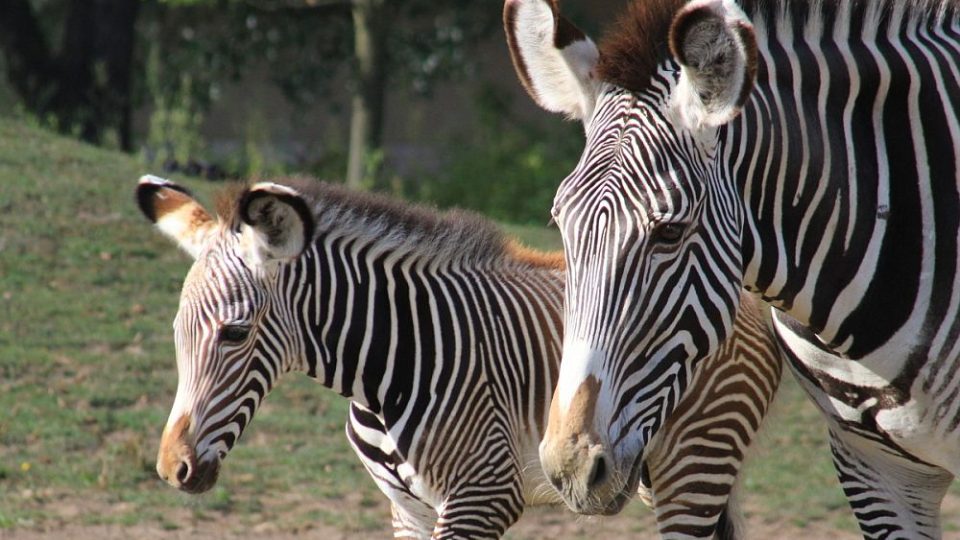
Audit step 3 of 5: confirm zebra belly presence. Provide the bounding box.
[773,311,960,475]
[354,409,561,511]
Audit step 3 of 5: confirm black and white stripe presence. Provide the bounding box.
[151,178,781,539]
[535,1,960,537]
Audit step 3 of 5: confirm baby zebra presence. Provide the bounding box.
[138,175,782,539]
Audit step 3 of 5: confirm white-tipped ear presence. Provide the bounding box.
[669,0,757,129]
[504,0,600,121]
[136,175,214,259]
[238,183,314,265]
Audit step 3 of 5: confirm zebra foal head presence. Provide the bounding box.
[137,175,314,493]
[506,0,757,514]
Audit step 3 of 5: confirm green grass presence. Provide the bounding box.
[0,118,567,535]
[0,118,383,533]
[1,118,956,537]
[740,376,857,531]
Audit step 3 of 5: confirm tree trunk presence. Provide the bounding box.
[59,1,98,142]
[92,0,141,151]
[0,0,57,113]
[0,0,139,149]
[346,0,389,190]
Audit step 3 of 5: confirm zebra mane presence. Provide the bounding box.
[596,0,686,93]
[217,177,561,269]
[597,0,957,93]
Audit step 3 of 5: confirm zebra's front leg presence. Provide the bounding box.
[345,404,436,539]
[645,464,742,540]
[431,476,525,539]
[389,501,435,540]
[828,426,953,540]
[642,413,746,540]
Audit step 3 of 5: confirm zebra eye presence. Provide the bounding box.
[652,222,686,245]
[219,324,251,343]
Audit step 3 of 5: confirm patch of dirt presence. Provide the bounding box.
[0,491,871,540]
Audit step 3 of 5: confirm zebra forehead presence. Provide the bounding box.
[182,245,251,292]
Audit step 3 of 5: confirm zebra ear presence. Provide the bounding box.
[136,175,214,259]
[238,183,315,264]
[668,0,757,129]
[504,0,600,121]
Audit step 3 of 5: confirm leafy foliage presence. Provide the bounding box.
[146,0,497,100]
[136,0,500,183]
[413,86,584,224]
[141,2,353,111]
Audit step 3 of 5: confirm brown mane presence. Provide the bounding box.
[506,241,566,271]
[215,177,561,271]
[596,0,686,92]
[214,181,250,228]
[596,0,960,93]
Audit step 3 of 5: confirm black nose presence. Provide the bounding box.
[587,453,608,489]
[548,471,564,491]
[176,460,191,484]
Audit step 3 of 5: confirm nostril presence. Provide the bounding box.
[176,461,191,484]
[548,472,563,491]
[588,454,607,489]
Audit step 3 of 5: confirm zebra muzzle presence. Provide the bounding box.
[156,414,220,494]
[540,374,637,514]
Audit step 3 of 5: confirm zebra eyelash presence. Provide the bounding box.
[650,222,687,245]
[219,324,252,344]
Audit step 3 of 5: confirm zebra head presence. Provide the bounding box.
[137,176,314,493]
[506,0,757,514]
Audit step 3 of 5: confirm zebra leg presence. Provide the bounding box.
[432,475,525,539]
[345,404,436,538]
[643,459,743,540]
[828,426,953,540]
[773,311,954,538]
[643,416,748,540]
[389,501,435,540]
[642,294,781,540]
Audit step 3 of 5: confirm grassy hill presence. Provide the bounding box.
[0,118,951,538]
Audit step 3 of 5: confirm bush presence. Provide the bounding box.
[412,86,582,225]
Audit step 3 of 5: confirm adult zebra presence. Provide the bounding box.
[137,175,781,539]
[505,0,960,537]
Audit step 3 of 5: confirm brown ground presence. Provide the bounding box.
[0,490,871,540]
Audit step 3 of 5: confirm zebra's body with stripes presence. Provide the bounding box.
[506,0,960,537]
[138,175,782,539]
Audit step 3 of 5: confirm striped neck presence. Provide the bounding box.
[276,202,564,425]
[722,0,960,357]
